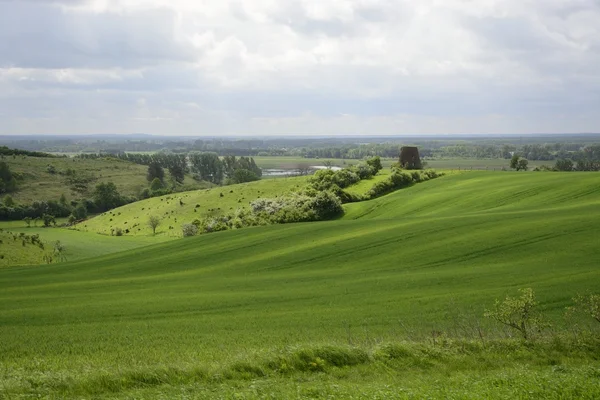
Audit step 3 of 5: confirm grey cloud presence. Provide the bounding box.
[0,2,194,69]
[0,0,599,135]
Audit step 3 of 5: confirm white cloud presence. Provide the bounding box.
[0,0,598,134]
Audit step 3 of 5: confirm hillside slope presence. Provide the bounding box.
[3,155,207,204]
[80,175,309,236]
[1,171,599,397]
[343,171,600,220]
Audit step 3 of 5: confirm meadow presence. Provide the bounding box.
[1,171,599,398]
[81,175,309,236]
[2,155,206,204]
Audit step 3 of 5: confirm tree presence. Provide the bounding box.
[189,152,224,184]
[295,165,312,176]
[168,164,186,183]
[366,156,383,174]
[42,213,56,227]
[509,154,520,169]
[517,158,529,171]
[147,161,165,183]
[510,154,529,171]
[93,182,122,212]
[0,162,17,193]
[72,203,88,220]
[59,193,67,205]
[54,240,67,262]
[23,217,32,227]
[568,294,600,325]
[3,195,14,207]
[150,177,164,191]
[484,288,546,340]
[554,159,574,171]
[148,215,161,235]
[230,169,260,184]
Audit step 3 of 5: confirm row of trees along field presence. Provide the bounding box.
[78,152,262,185]
[0,182,132,222]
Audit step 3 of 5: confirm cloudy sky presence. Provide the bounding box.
[0,0,599,136]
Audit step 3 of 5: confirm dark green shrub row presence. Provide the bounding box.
[308,156,382,192]
[365,169,443,199]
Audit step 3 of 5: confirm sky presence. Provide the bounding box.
[0,0,599,136]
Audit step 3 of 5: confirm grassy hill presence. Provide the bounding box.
[0,230,52,267]
[80,175,309,236]
[1,171,599,398]
[2,155,207,205]
[343,171,600,219]
[0,223,174,264]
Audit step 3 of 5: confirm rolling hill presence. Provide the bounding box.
[2,155,208,205]
[1,171,599,398]
[80,175,309,236]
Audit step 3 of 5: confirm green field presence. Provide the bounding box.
[81,175,309,236]
[1,171,600,398]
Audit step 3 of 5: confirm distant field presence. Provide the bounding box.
[253,156,396,170]
[1,171,599,398]
[3,155,206,204]
[255,156,526,171]
[81,175,309,236]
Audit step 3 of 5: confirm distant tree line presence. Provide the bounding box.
[78,152,263,186]
[0,146,61,158]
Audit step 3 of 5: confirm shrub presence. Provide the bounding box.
[182,223,199,237]
[42,213,56,227]
[72,204,88,220]
[3,195,15,207]
[568,294,600,325]
[150,177,164,191]
[484,288,547,340]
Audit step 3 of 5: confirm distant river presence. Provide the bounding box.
[262,165,342,177]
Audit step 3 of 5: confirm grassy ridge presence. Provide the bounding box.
[3,155,207,205]
[81,176,309,236]
[344,171,600,219]
[1,172,600,397]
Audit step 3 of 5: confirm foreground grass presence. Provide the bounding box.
[2,338,599,399]
[1,171,599,398]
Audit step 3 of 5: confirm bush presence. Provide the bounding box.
[72,204,88,220]
[150,177,164,191]
[555,159,574,171]
[182,223,199,237]
[484,288,547,340]
[3,195,15,207]
[42,213,56,227]
[229,169,260,184]
[0,162,17,194]
[113,227,123,236]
